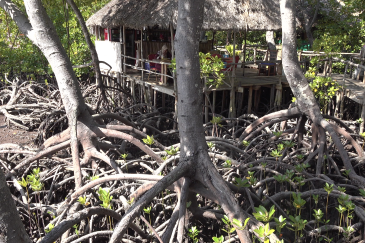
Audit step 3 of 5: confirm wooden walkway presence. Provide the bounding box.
[327,73,365,105]
[109,67,290,118]
[121,67,288,94]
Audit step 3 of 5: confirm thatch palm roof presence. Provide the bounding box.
[86,0,281,31]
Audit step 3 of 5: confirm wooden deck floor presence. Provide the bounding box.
[325,73,365,105]
[122,67,289,96]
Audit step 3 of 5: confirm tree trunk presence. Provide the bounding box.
[281,0,365,186]
[65,0,103,88]
[0,169,32,243]
[266,30,276,50]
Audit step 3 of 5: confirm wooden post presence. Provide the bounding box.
[274,82,282,111]
[123,26,126,74]
[237,88,244,116]
[243,28,247,76]
[141,29,144,80]
[153,90,157,107]
[253,47,257,64]
[205,92,210,124]
[117,73,121,106]
[361,101,365,134]
[323,60,328,76]
[340,88,345,119]
[247,86,253,114]
[253,85,261,112]
[270,83,275,109]
[212,90,216,114]
[229,32,236,118]
[170,22,175,59]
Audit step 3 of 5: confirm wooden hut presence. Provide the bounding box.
[86,0,286,119]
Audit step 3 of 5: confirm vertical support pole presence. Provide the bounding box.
[361,102,365,134]
[170,22,175,59]
[229,31,236,118]
[254,47,257,64]
[212,90,216,114]
[123,26,126,74]
[270,84,275,109]
[141,29,144,80]
[205,92,210,124]
[117,73,121,106]
[247,86,253,114]
[242,28,247,76]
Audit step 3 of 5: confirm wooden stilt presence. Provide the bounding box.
[270,84,275,109]
[274,82,282,111]
[212,91,216,114]
[340,88,345,119]
[361,102,365,134]
[117,73,121,106]
[154,90,157,108]
[253,85,261,112]
[237,89,244,116]
[247,86,253,114]
[221,91,226,114]
[205,92,209,124]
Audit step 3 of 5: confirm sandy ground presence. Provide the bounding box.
[0,115,38,147]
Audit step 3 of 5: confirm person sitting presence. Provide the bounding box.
[159,44,172,59]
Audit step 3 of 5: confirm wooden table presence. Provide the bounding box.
[153,59,171,85]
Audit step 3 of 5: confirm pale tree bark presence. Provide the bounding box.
[109,0,280,242]
[0,168,32,243]
[65,0,103,88]
[281,0,365,186]
[266,30,276,50]
[300,0,319,46]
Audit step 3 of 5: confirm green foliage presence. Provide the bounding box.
[73,224,79,236]
[270,149,282,160]
[212,235,224,243]
[242,140,250,147]
[282,141,295,148]
[273,131,283,137]
[78,196,90,207]
[324,183,334,194]
[45,223,55,234]
[253,205,275,222]
[26,168,43,191]
[199,52,225,87]
[120,153,128,160]
[170,52,226,88]
[142,135,155,146]
[359,189,365,197]
[165,146,179,156]
[253,223,275,243]
[273,174,286,183]
[308,76,341,111]
[313,209,324,223]
[225,44,242,56]
[274,215,286,234]
[98,187,113,209]
[187,226,199,243]
[0,0,109,80]
[234,177,250,188]
[288,215,307,233]
[143,206,151,214]
[207,142,215,149]
[292,193,306,211]
[232,218,250,230]
[222,159,232,168]
[210,116,223,126]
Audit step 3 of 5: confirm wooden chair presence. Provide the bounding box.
[258,49,277,76]
[147,54,160,80]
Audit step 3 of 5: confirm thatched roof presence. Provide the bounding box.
[86,0,281,31]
